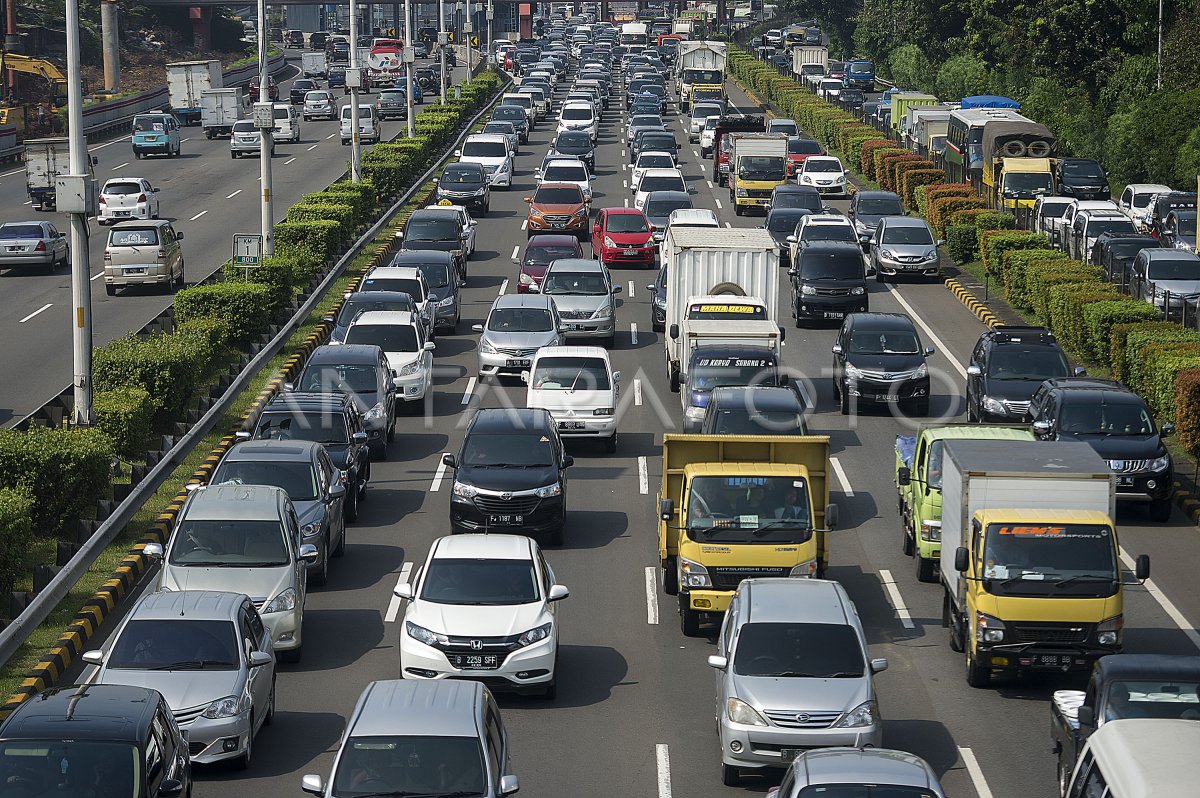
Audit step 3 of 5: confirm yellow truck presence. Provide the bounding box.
[657,433,839,636]
[980,118,1056,209]
[939,440,1150,688]
[729,133,789,215]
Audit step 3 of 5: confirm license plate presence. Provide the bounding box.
[1038,654,1063,666]
[873,394,900,402]
[550,222,566,228]
[781,749,803,763]
[505,358,530,368]
[565,323,585,330]
[1117,476,1134,487]
[123,267,147,275]
[623,250,640,256]
[114,211,130,217]
[6,246,20,252]
[487,514,524,525]
[448,653,500,669]
[559,421,585,430]
[823,311,844,319]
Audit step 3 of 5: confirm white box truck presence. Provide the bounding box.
[677,41,726,110]
[24,137,71,211]
[791,45,829,74]
[301,51,328,78]
[661,227,779,389]
[200,89,247,139]
[167,60,224,126]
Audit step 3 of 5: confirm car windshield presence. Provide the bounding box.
[1104,679,1200,721]
[332,736,486,798]
[420,558,540,604]
[542,270,608,296]
[857,197,904,215]
[462,432,554,466]
[692,105,722,119]
[532,356,611,390]
[770,122,798,136]
[775,191,822,211]
[881,225,935,245]
[233,121,255,133]
[494,107,525,121]
[847,329,920,354]
[801,252,864,280]
[544,164,588,181]
[405,218,459,241]
[0,741,139,797]
[346,323,419,353]
[488,307,554,332]
[607,214,649,233]
[534,186,583,204]
[463,140,508,158]
[300,363,380,396]
[1057,399,1154,434]
[1175,216,1198,236]
[802,226,857,244]
[379,91,404,101]
[1064,162,1106,180]
[416,261,451,289]
[788,139,823,155]
[646,198,690,217]
[107,618,240,670]
[686,474,811,542]
[255,410,348,445]
[562,106,593,121]
[768,211,809,232]
[712,409,805,435]
[636,154,674,170]
[684,68,722,83]
[557,132,591,148]
[337,297,414,327]
[441,167,482,184]
[1086,218,1136,237]
[133,117,168,132]
[169,519,290,567]
[109,228,160,246]
[484,123,514,135]
[987,348,1069,380]
[982,522,1119,597]
[1147,257,1200,281]
[630,115,661,128]
[212,459,320,501]
[361,277,425,301]
[524,244,580,265]
[642,135,676,150]
[0,224,43,239]
[639,175,685,193]
[805,159,843,173]
[734,622,863,677]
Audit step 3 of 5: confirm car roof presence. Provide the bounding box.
[263,391,353,412]
[640,167,683,178]
[1043,377,1145,403]
[803,214,852,226]
[219,439,323,463]
[465,133,509,145]
[350,680,483,738]
[467,407,554,433]
[527,234,583,246]
[546,258,604,272]
[1143,249,1200,261]
[532,345,612,362]
[847,312,916,331]
[368,266,423,279]
[774,184,820,194]
[350,310,417,327]
[432,533,534,561]
[881,215,931,228]
[1083,719,1200,798]
[636,150,674,161]
[130,589,246,622]
[644,190,690,203]
[389,250,453,265]
[492,292,557,310]
[709,386,803,412]
[182,483,286,522]
[856,190,901,201]
[741,578,850,624]
[407,208,457,222]
[0,684,160,742]
[799,242,867,256]
[534,182,585,194]
[111,219,171,229]
[799,747,938,789]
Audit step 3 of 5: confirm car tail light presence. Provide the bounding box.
[138,193,147,203]
[103,250,111,262]
[98,195,106,205]
[157,248,167,262]
[34,241,45,252]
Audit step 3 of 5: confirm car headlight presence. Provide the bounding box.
[480,339,498,354]
[679,557,710,587]
[801,284,817,295]
[1097,615,1123,646]
[300,521,321,538]
[518,272,534,285]
[517,622,553,647]
[452,481,478,499]
[975,611,1005,643]
[398,361,422,377]
[845,364,864,379]
[912,363,928,379]
[264,588,297,614]
[438,295,456,307]
[982,396,1006,414]
[1151,454,1171,471]
[499,160,511,173]
[881,249,897,260]
[603,235,617,248]
[364,402,387,420]
[851,286,865,295]
[201,694,251,719]
[591,304,612,319]
[654,295,666,308]
[919,520,941,542]
[735,188,748,197]
[726,698,768,726]
[535,482,562,498]
[924,249,940,261]
[406,621,449,647]
[854,219,868,233]
[800,175,813,184]
[790,560,818,577]
[684,404,706,421]
[529,206,544,217]
[834,700,877,728]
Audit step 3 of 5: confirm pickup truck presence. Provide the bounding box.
[895,423,1033,582]
[1050,654,1200,794]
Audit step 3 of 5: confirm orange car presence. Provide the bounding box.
[524,182,590,240]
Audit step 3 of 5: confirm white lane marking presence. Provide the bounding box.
[180,138,190,143]
[326,132,336,139]
[90,271,103,281]
[638,456,649,495]
[623,198,628,208]
[511,245,520,260]
[92,137,129,150]
[225,189,243,199]
[111,162,129,170]
[706,180,713,189]
[655,744,672,798]
[621,149,627,157]
[498,278,509,296]
[692,149,699,158]
[188,210,207,221]
[630,322,638,345]
[0,167,22,177]
[958,748,994,798]
[879,569,915,629]
[1119,549,1200,651]
[634,379,643,406]
[886,285,968,379]
[23,200,30,205]
[384,562,415,622]
[645,567,659,624]
[430,454,451,492]
[461,376,477,405]
[830,456,855,497]
[714,198,722,209]
[628,280,635,297]
[307,144,319,151]
[520,219,528,230]
[621,162,627,171]
[18,303,52,323]
[725,222,732,228]
[284,157,297,165]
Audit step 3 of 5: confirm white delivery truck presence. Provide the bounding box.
[677,318,784,387]
[166,60,223,126]
[200,89,247,139]
[302,51,328,78]
[791,45,829,75]
[677,41,726,110]
[661,227,779,390]
[908,107,952,156]
[24,137,96,211]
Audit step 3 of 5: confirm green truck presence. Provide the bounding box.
[894,423,1034,581]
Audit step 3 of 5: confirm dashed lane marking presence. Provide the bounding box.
[18,304,52,323]
[384,562,414,622]
[628,280,635,297]
[645,567,659,624]
[714,198,722,209]
[634,379,642,406]
[498,278,509,296]
[630,322,638,345]
[90,271,103,281]
[830,456,855,497]
[879,569,915,629]
[461,377,476,405]
[284,157,297,165]
[959,748,994,798]
[430,454,451,492]
[307,144,319,151]
[638,456,649,495]
[225,189,242,199]
[111,162,129,170]
[1119,549,1200,651]
[886,285,968,379]
[511,245,520,260]
[656,745,672,798]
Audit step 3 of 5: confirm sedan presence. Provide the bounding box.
[626,113,665,143]
[97,177,161,225]
[0,220,68,272]
[550,130,596,171]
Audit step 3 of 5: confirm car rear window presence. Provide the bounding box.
[110,228,160,246]
[103,182,142,195]
[0,224,43,238]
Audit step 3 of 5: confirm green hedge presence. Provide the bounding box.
[1142,343,1200,421]
[1125,327,1200,397]
[928,196,987,236]
[274,220,341,267]
[93,386,154,458]
[1109,321,1191,382]
[0,426,113,539]
[901,168,945,207]
[93,332,210,421]
[0,486,34,592]
[175,281,276,344]
[175,315,232,352]
[1080,299,1162,363]
[1175,368,1200,459]
[1005,251,1074,311]
[1047,282,1119,353]
[1028,262,1103,322]
[287,201,356,232]
[222,255,296,308]
[946,225,977,264]
[980,230,1049,278]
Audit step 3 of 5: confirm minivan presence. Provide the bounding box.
[103,219,185,296]
[131,113,181,159]
[273,102,302,143]
[524,346,620,452]
[340,104,379,145]
[789,242,869,324]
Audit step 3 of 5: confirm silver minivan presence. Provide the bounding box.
[539,258,620,348]
[707,578,887,785]
[103,219,185,296]
[144,484,317,663]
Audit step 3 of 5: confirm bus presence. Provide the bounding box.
[944,108,1025,185]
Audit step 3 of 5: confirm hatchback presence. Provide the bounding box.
[103,219,184,295]
[303,90,337,120]
[798,156,849,196]
[97,177,160,224]
[592,207,654,268]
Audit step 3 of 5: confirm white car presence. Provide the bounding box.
[700,116,720,158]
[558,101,599,141]
[766,118,799,138]
[340,104,379,144]
[524,346,620,452]
[361,265,434,337]
[1118,183,1174,231]
[457,133,514,188]
[230,120,273,158]
[344,310,434,405]
[817,79,842,100]
[788,214,859,264]
[537,157,594,201]
[688,102,724,141]
[797,156,849,197]
[482,120,521,154]
[395,533,569,697]
[633,167,687,211]
[273,102,302,143]
[97,177,160,224]
[631,151,676,191]
[302,89,337,121]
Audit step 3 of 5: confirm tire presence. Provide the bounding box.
[231,151,238,159]
[838,383,850,415]
[604,432,617,454]
[902,523,914,556]
[278,646,302,664]
[540,679,557,700]
[311,537,329,586]
[734,202,743,216]
[343,481,359,522]
[916,554,937,583]
[663,558,678,595]
[234,718,253,770]
[333,518,346,556]
[105,284,116,296]
[263,681,276,726]
[708,281,746,297]
[1057,754,1072,798]
[679,595,701,637]
[1149,498,1173,522]
[721,765,741,787]
[966,647,991,688]
[966,401,978,423]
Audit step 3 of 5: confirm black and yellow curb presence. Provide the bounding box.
[945,278,1000,328]
[0,183,438,721]
[1176,485,1200,524]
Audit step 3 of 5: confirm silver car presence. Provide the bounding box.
[869,216,942,281]
[0,220,68,272]
[303,89,338,121]
[540,258,620,347]
[769,748,947,798]
[472,293,563,379]
[483,120,521,153]
[81,590,275,769]
[708,579,887,785]
[230,119,274,158]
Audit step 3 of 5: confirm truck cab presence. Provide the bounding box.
[730,133,789,215]
[994,157,1054,208]
[681,341,784,431]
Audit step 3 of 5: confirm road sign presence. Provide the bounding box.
[233,234,263,269]
[470,35,480,47]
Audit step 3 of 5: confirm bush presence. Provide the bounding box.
[975,211,1018,232]
[1109,321,1191,382]
[1027,262,1102,321]
[1125,327,1200,397]
[175,281,276,345]
[1174,368,1200,459]
[1142,342,1200,420]
[980,231,1049,277]
[0,426,113,539]
[0,486,34,593]
[93,332,209,421]
[1080,299,1162,363]
[946,225,979,264]
[1005,251,1074,311]
[274,220,341,267]
[870,147,908,182]
[877,153,920,191]
[901,168,946,207]
[928,196,987,236]
[222,255,296,308]
[847,135,888,169]
[287,201,356,231]
[860,140,900,177]
[174,316,231,351]
[923,183,973,206]
[93,386,154,458]
[1047,282,1118,353]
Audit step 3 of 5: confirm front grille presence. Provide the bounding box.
[763,709,842,729]
[558,309,592,320]
[173,705,207,727]
[854,369,918,382]
[709,566,788,591]
[1010,623,1091,644]
[813,286,852,296]
[1003,399,1031,416]
[894,254,926,263]
[542,214,572,224]
[745,189,773,199]
[1107,458,1151,473]
[188,741,206,757]
[439,634,522,657]
[253,598,269,613]
[473,494,541,514]
[497,347,538,357]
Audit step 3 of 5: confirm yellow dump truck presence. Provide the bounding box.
[657,433,838,636]
[980,118,1056,209]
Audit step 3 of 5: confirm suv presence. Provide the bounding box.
[1056,158,1111,201]
[832,312,933,415]
[847,190,904,247]
[0,684,191,798]
[300,681,519,798]
[399,208,470,278]
[525,182,590,240]
[435,162,491,216]
[340,104,379,145]
[708,579,887,785]
[787,214,858,264]
[248,392,371,521]
[789,242,869,325]
[457,133,514,189]
[344,310,434,411]
[441,408,574,546]
[700,386,808,435]
[293,344,397,451]
[540,258,620,347]
[103,219,185,296]
[389,249,461,332]
[1026,378,1174,520]
[966,326,1077,422]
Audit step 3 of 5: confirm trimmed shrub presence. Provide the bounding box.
[1126,327,1200,397]
[274,220,341,267]
[1005,251,1074,311]
[174,281,276,344]
[928,195,987,236]
[287,201,356,231]
[1080,299,1162,363]
[93,386,154,458]
[946,225,978,264]
[1174,369,1200,459]
[847,135,888,169]
[0,486,34,593]
[1028,262,1102,322]
[871,147,908,182]
[1047,283,1118,353]
[1142,343,1200,420]
[975,211,1018,232]
[901,168,946,207]
[923,183,973,205]
[0,426,113,539]
[860,140,900,177]
[980,231,1049,277]
[1109,321,1192,382]
[93,332,209,420]
[174,316,231,351]
[878,153,921,192]
[222,255,296,309]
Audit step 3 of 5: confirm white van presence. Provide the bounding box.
[500,93,537,128]
[1064,718,1200,797]
[272,103,302,143]
[340,104,379,145]
[523,346,620,452]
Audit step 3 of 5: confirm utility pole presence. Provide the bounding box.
[1157,0,1164,89]
[256,0,275,254]
[404,0,415,137]
[486,0,493,69]
[100,0,120,92]
[349,0,363,182]
[464,2,473,75]
[65,0,93,426]
[438,0,447,103]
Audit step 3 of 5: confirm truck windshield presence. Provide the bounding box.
[1003,172,1053,193]
[683,69,722,84]
[982,523,1119,597]
[686,476,812,543]
[1104,679,1200,721]
[738,157,786,181]
[690,355,777,391]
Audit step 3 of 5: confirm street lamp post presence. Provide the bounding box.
[1157,0,1164,89]
[438,0,447,103]
[349,0,363,182]
[405,0,415,137]
[65,0,93,425]
[257,0,275,254]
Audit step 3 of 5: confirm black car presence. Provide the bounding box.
[398,208,470,279]
[442,408,573,546]
[248,391,370,520]
[632,130,679,163]
[413,40,431,58]
[1093,233,1161,279]
[309,32,329,50]
[643,190,694,242]
[790,242,869,326]
[435,162,490,216]
[1026,378,1174,518]
[327,38,350,62]
[766,207,814,263]
[293,344,398,452]
[770,184,824,213]
[966,326,1079,422]
[1056,158,1111,201]
[647,262,667,331]
[839,87,865,113]
[551,131,596,170]
[388,249,461,332]
[700,386,809,435]
[848,190,905,247]
[0,684,190,798]
[290,78,320,104]
[832,312,933,415]
[492,105,530,143]
[374,88,409,121]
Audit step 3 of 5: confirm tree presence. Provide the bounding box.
[887,43,934,91]
[934,53,987,100]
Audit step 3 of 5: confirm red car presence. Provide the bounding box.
[517,234,584,293]
[591,207,656,268]
[248,76,279,102]
[786,137,827,178]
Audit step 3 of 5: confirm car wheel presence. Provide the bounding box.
[312,536,329,586]
[604,431,617,454]
[343,482,359,522]
[105,284,116,296]
[838,382,850,415]
[662,557,678,595]
[966,646,990,688]
[231,151,238,159]
[679,595,701,637]
[263,680,276,725]
[911,397,929,417]
[916,554,937,583]
[234,718,252,770]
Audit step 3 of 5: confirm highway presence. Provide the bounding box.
[65,64,1200,798]
[0,51,468,426]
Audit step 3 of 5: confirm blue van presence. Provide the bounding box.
[131,113,181,159]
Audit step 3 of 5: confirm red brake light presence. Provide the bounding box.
[138,193,147,203]
[34,241,45,252]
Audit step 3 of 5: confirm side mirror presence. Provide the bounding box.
[424,341,436,351]
[394,582,414,600]
[966,364,982,377]
[176,231,184,240]
[612,284,622,294]
[524,197,533,203]
[659,498,674,520]
[283,381,295,392]
[453,149,462,157]
[786,235,797,243]
[152,187,161,193]
[1136,553,1151,580]
[144,542,164,559]
[646,283,657,292]
[707,654,728,670]
[352,431,369,444]
[499,775,520,796]
[1161,422,1175,436]
[563,455,574,468]
[299,544,319,563]
[159,780,184,798]
[613,370,621,383]
[897,466,911,486]
[669,323,679,339]
[249,650,273,668]
[81,650,104,666]
[471,323,484,333]
[954,546,969,573]
[329,480,347,499]
[831,344,843,355]
[1032,419,1053,435]
[301,775,326,797]
[432,177,439,184]
[442,453,457,468]
[825,502,839,529]
[1076,705,1095,727]
[935,238,945,246]
[548,584,570,601]
[322,313,336,323]
[924,346,935,356]
[520,370,530,384]
[870,657,889,674]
